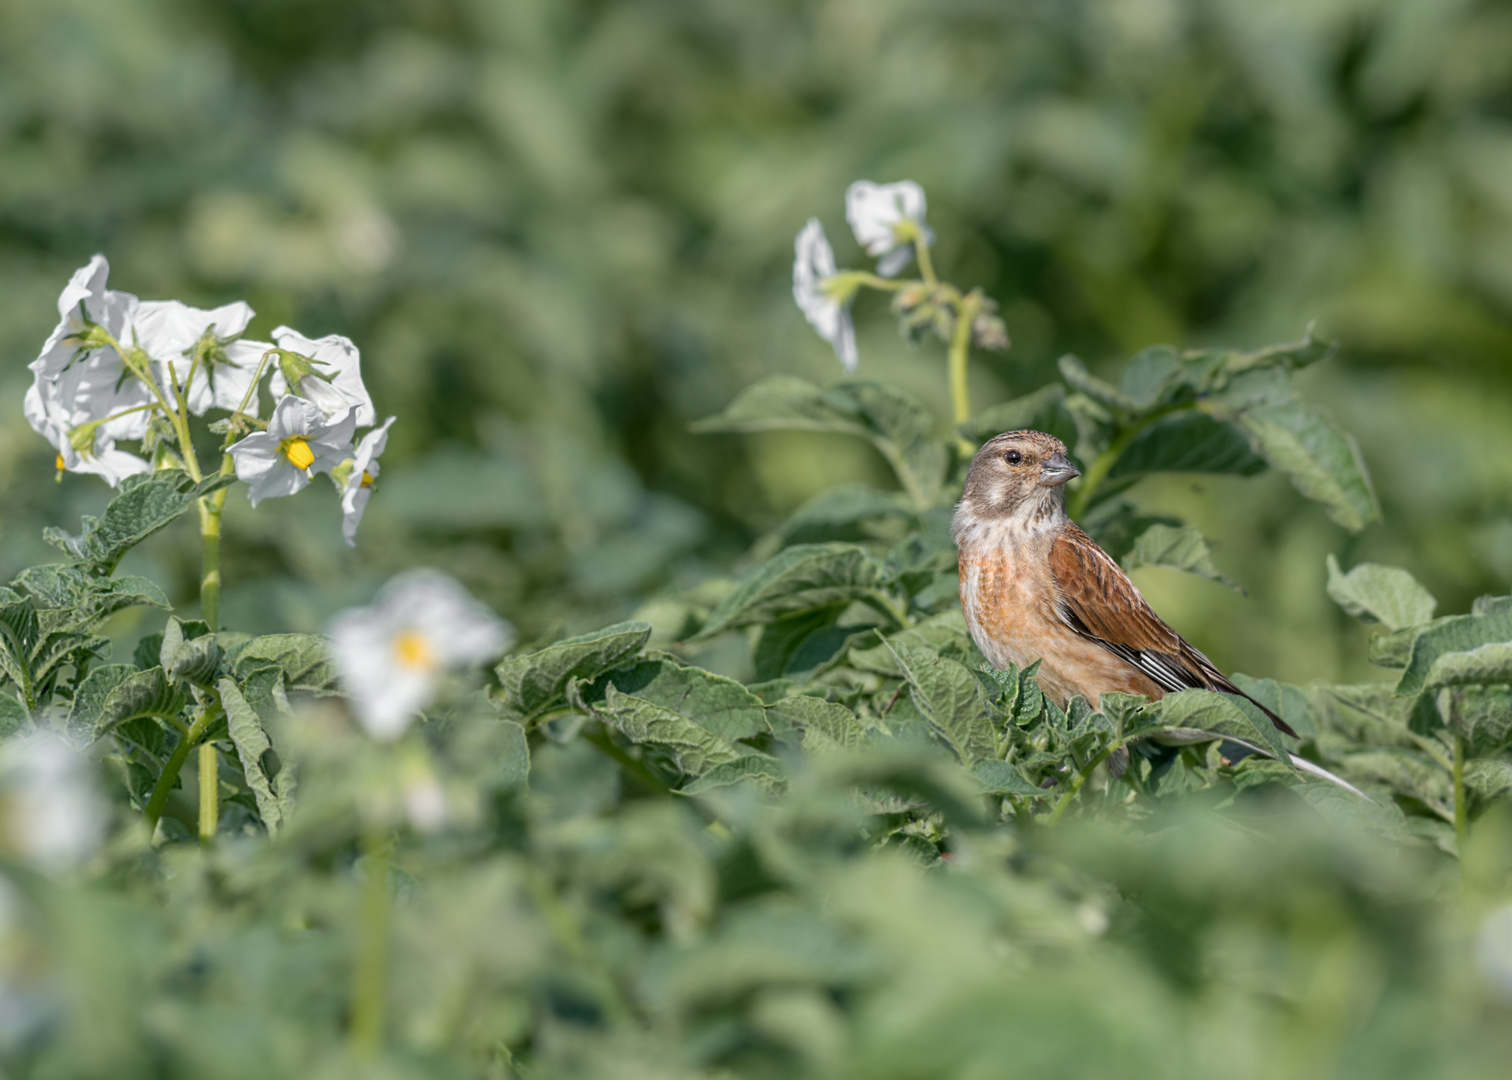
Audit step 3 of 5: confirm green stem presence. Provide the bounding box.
[143,705,219,828]
[1453,732,1468,855]
[584,727,672,795]
[1045,742,1122,826]
[199,741,219,843]
[948,292,979,458]
[1064,403,1187,521]
[199,454,236,631]
[350,828,393,1057]
[912,229,937,285]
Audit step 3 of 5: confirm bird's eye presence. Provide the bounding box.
[1003,450,1023,466]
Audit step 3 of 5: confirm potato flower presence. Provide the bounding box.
[339,416,395,547]
[268,326,375,426]
[132,299,272,416]
[227,395,356,506]
[328,570,514,741]
[23,382,150,486]
[792,219,858,373]
[845,180,932,278]
[0,734,106,871]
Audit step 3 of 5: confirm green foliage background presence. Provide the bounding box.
[3,0,1511,685]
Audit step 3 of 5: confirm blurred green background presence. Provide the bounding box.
[2,0,1510,686]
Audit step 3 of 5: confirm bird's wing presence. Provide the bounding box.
[1048,523,1298,738]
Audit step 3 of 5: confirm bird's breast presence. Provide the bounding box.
[957,537,1162,708]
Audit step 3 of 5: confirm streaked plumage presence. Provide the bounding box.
[952,429,1296,738]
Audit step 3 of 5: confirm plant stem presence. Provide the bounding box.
[912,230,937,285]
[350,828,393,1057]
[199,741,218,843]
[1064,403,1187,521]
[143,706,219,828]
[1046,743,1120,826]
[948,292,979,457]
[1453,732,1468,855]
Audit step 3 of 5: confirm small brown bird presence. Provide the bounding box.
[951,429,1297,738]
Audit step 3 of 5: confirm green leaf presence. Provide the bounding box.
[970,759,1042,796]
[1445,686,1512,757]
[594,655,769,743]
[0,694,30,740]
[1123,524,1242,592]
[848,611,974,675]
[1422,643,1512,690]
[679,755,787,795]
[15,566,169,629]
[495,620,652,720]
[1107,413,1266,481]
[1058,355,1136,411]
[1466,759,1512,806]
[42,470,236,573]
[498,718,530,789]
[1118,345,1181,407]
[93,667,188,739]
[753,607,865,683]
[694,544,891,640]
[767,695,870,754]
[1158,689,1293,766]
[219,677,286,836]
[595,685,748,778]
[1231,402,1380,532]
[890,644,997,766]
[1396,598,1512,697]
[692,377,948,509]
[231,634,337,694]
[1219,329,1334,375]
[160,618,222,687]
[959,383,1080,450]
[976,659,1045,728]
[761,485,917,553]
[64,663,137,746]
[1325,555,1437,631]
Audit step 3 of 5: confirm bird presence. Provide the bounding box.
[951,429,1297,739]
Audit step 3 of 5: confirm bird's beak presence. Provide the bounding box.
[1038,451,1081,488]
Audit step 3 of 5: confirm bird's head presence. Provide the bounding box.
[956,430,1080,530]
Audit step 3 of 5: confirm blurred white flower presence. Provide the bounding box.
[328,569,514,741]
[340,416,396,547]
[132,299,271,416]
[792,219,857,373]
[1478,902,1512,1001]
[0,734,107,871]
[845,180,932,278]
[227,395,356,506]
[268,327,375,427]
[401,757,448,832]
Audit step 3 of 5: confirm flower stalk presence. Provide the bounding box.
[350,827,394,1057]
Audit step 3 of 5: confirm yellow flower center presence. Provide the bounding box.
[282,437,315,470]
[54,454,66,472]
[392,630,436,671]
[360,470,376,489]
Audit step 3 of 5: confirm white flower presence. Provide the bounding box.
[792,219,858,373]
[227,395,356,507]
[328,570,514,740]
[268,326,375,427]
[0,734,107,871]
[1479,903,1512,1001]
[340,416,395,547]
[131,299,272,417]
[845,180,932,278]
[29,255,155,444]
[23,379,151,487]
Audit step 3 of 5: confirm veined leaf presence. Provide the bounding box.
[695,544,892,640]
[959,383,1080,451]
[1107,412,1266,480]
[65,664,137,746]
[680,755,787,795]
[692,377,948,509]
[92,667,187,740]
[161,617,222,687]
[890,644,997,766]
[596,685,747,778]
[849,611,974,676]
[970,759,1042,796]
[1158,689,1292,766]
[1231,401,1380,532]
[43,470,236,573]
[1118,345,1181,408]
[1058,355,1137,411]
[1326,555,1437,631]
[495,620,652,720]
[219,677,287,835]
[768,695,871,754]
[1123,524,1242,592]
[1396,597,1512,697]
[1422,644,1512,690]
[594,655,769,743]
[231,634,337,694]
[0,694,30,740]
